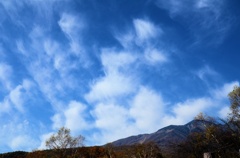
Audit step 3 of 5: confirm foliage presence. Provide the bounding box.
[0,143,163,158]
[0,151,27,158]
[113,142,163,158]
[174,86,240,158]
[228,86,240,121]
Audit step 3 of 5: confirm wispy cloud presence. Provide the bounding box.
[196,65,219,81]
[58,13,85,41]
[58,13,91,67]
[0,0,58,30]
[144,48,168,64]
[156,0,224,19]
[16,25,84,110]
[161,81,239,126]
[9,79,34,113]
[0,118,42,152]
[133,19,162,44]
[116,18,163,47]
[0,63,13,90]
[0,97,11,114]
[156,0,232,45]
[0,79,36,116]
[163,98,214,126]
[9,135,37,151]
[194,65,222,88]
[114,18,168,66]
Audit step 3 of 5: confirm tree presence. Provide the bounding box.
[173,86,240,158]
[46,127,85,149]
[228,86,240,121]
[45,127,85,158]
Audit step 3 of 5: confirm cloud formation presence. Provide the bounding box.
[0,0,239,152]
[156,0,232,44]
[0,63,13,90]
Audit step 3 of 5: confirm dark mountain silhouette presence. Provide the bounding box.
[111,120,212,148]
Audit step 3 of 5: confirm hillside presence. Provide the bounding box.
[111,120,211,147]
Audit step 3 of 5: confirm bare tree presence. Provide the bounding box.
[45,127,85,158]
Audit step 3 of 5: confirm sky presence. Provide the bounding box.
[0,0,240,153]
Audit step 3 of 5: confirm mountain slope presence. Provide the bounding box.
[111,120,211,147]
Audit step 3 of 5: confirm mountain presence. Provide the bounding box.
[111,120,211,148]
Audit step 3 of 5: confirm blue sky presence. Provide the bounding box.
[0,0,240,152]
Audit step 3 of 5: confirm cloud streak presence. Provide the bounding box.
[156,0,232,45]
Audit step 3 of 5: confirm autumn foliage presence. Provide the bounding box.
[0,143,163,158]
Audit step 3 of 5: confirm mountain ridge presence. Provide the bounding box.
[111,120,212,147]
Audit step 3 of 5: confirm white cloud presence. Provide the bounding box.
[58,13,84,40]
[196,65,219,81]
[194,65,223,88]
[133,19,161,41]
[91,103,136,144]
[90,86,166,144]
[156,0,229,45]
[16,40,28,56]
[130,87,165,132]
[9,85,25,112]
[93,103,129,130]
[86,71,136,102]
[0,63,13,90]
[0,0,58,29]
[0,79,35,114]
[43,38,78,76]
[212,81,239,100]
[115,18,163,48]
[43,39,59,57]
[16,26,79,111]
[9,135,37,151]
[196,0,211,8]
[195,0,223,12]
[0,119,41,152]
[115,31,135,49]
[38,132,54,150]
[144,48,167,64]
[156,0,224,17]
[161,81,239,127]
[85,50,138,103]
[164,98,215,125]
[51,113,65,130]
[64,101,89,133]
[218,106,230,119]
[58,13,88,63]
[156,0,184,17]
[101,49,137,72]
[28,61,61,106]
[0,98,11,114]
[50,100,90,136]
